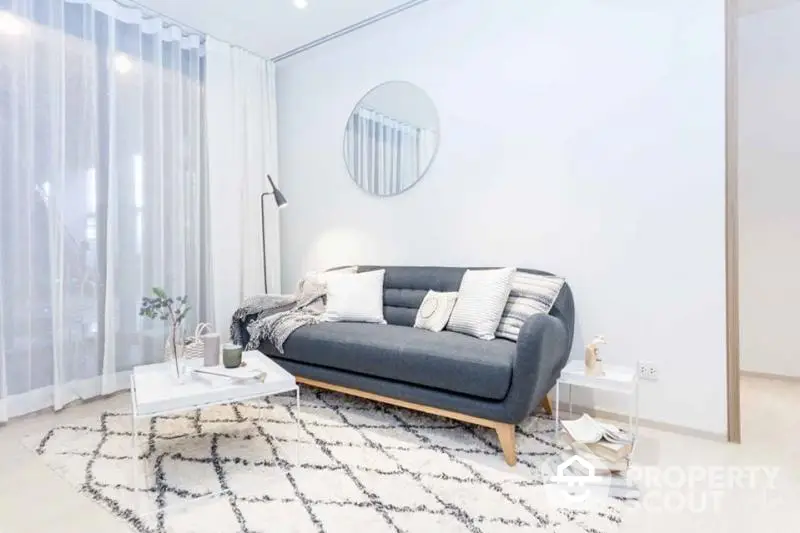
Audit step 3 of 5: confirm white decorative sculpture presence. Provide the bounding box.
[584,335,607,376]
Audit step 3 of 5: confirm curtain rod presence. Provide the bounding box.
[125,0,265,59]
[273,0,430,62]
[129,0,431,63]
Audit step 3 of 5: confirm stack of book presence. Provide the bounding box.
[560,414,634,476]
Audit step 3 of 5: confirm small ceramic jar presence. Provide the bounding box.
[222,343,243,368]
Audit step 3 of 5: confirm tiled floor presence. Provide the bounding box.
[0,376,797,533]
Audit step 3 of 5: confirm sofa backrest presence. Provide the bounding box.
[352,265,575,345]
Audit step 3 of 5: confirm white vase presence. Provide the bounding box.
[174,359,189,384]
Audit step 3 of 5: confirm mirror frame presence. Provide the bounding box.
[342,80,441,197]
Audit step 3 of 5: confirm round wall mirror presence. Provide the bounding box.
[343,81,440,196]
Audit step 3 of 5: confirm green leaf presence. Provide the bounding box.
[152,287,168,299]
[175,306,189,323]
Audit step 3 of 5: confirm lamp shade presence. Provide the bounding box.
[273,187,288,208]
[266,175,287,208]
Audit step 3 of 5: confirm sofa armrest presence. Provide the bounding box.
[503,314,569,423]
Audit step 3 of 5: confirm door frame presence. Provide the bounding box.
[725,0,741,444]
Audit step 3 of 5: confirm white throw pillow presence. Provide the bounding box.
[323,269,387,324]
[414,290,458,332]
[446,268,515,340]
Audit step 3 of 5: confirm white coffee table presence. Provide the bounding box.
[130,351,299,506]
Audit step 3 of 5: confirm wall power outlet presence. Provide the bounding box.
[638,361,659,381]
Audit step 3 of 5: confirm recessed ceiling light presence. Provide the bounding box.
[114,54,133,74]
[293,0,308,9]
[0,11,28,35]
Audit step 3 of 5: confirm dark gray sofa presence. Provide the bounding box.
[259,266,575,465]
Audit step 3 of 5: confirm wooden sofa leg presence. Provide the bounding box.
[540,395,553,415]
[495,423,517,466]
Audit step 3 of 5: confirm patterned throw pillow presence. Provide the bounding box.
[446,268,515,340]
[495,272,565,341]
[414,290,458,332]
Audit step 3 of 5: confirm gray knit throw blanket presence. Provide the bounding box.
[230,279,326,353]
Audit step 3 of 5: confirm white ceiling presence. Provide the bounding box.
[132,1,792,58]
[133,0,417,59]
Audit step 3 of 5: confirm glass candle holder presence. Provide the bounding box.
[222,343,243,369]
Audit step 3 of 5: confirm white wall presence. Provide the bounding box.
[738,4,800,378]
[738,0,800,16]
[276,0,728,434]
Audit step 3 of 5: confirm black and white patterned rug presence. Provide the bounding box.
[25,388,624,533]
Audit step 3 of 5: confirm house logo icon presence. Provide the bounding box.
[548,455,603,503]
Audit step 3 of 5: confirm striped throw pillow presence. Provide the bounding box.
[446,268,515,340]
[495,272,565,341]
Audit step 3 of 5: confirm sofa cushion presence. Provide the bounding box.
[496,272,565,341]
[413,290,458,332]
[323,269,387,324]
[279,322,515,400]
[446,267,514,340]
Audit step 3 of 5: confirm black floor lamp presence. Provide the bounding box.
[261,174,287,294]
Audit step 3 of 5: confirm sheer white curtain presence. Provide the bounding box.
[0,0,211,421]
[206,37,280,340]
[344,107,434,195]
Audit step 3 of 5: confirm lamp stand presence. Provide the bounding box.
[260,191,272,294]
[260,174,287,295]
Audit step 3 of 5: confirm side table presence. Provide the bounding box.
[555,359,639,447]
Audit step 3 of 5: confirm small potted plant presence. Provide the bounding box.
[139,287,190,379]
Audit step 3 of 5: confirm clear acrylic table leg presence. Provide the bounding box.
[629,390,634,435]
[554,380,560,441]
[131,413,137,484]
[568,384,573,417]
[131,411,143,514]
[631,379,640,456]
[295,387,300,466]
